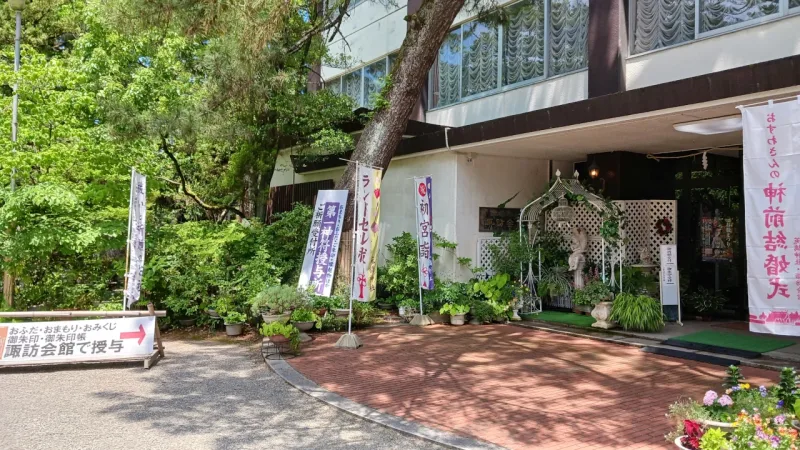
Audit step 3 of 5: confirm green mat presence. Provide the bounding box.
[672,330,795,353]
[521,311,596,328]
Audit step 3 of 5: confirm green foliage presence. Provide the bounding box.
[665,399,711,443]
[609,293,665,332]
[439,303,470,315]
[537,266,572,298]
[352,301,378,327]
[260,204,313,283]
[488,231,568,280]
[311,295,345,311]
[723,365,745,388]
[320,314,348,332]
[259,321,300,353]
[698,428,727,450]
[683,286,727,315]
[291,308,321,329]
[424,281,471,312]
[572,280,612,306]
[223,311,247,324]
[383,232,420,300]
[614,266,659,296]
[467,298,494,323]
[249,285,310,316]
[777,367,798,407]
[472,273,511,303]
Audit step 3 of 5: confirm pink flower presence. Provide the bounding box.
[703,390,719,406]
[718,395,733,406]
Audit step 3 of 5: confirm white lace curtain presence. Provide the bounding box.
[462,21,498,97]
[433,29,462,107]
[503,0,545,86]
[343,71,362,107]
[550,0,589,76]
[363,59,387,108]
[634,0,786,54]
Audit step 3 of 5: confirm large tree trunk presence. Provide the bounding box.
[334,0,465,210]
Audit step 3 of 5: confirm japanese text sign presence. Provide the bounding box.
[351,166,381,302]
[0,317,156,366]
[414,176,434,290]
[125,169,147,309]
[660,244,679,306]
[298,190,348,297]
[742,100,800,336]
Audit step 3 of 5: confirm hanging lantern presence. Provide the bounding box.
[551,197,575,224]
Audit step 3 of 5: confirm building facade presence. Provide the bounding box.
[270,0,800,312]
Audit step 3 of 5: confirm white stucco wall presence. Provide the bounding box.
[322,2,408,80]
[271,151,345,187]
[426,71,589,127]
[454,153,549,280]
[627,14,800,90]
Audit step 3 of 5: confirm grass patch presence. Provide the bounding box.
[521,310,596,328]
[672,330,795,354]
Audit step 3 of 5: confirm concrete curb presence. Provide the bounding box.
[264,354,506,450]
[510,321,796,372]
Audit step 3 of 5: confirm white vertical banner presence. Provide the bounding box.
[124,169,147,309]
[298,190,349,297]
[742,99,800,336]
[414,176,434,290]
[659,244,679,306]
[351,165,382,302]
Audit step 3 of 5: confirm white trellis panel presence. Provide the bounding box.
[543,200,677,266]
[476,237,506,280]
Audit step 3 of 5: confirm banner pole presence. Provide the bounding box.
[348,162,359,336]
[123,167,135,311]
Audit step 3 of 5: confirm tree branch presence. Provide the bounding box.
[159,135,247,219]
[285,0,351,54]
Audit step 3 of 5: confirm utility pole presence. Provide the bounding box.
[3,0,24,307]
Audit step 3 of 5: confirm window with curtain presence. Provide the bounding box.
[461,21,499,98]
[325,77,342,94]
[503,0,545,86]
[632,0,696,54]
[343,71,362,106]
[388,53,398,72]
[699,0,779,33]
[363,59,387,108]
[792,0,800,8]
[550,0,589,76]
[432,29,462,108]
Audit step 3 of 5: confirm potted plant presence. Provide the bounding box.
[683,286,727,320]
[398,298,417,318]
[440,303,470,325]
[223,311,247,336]
[609,293,664,332]
[259,321,301,354]
[467,299,494,325]
[291,308,321,332]
[250,285,309,323]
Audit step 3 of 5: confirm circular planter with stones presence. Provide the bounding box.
[261,312,290,324]
[333,308,350,318]
[293,321,315,332]
[225,323,244,336]
[450,313,466,326]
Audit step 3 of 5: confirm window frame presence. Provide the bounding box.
[630,0,800,57]
[322,53,398,109]
[428,0,588,111]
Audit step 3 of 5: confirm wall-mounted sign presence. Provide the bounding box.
[0,317,156,366]
[479,207,521,233]
[701,216,735,262]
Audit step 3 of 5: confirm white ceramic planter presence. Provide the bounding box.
[591,302,616,329]
[261,313,290,324]
[293,321,315,332]
[450,314,466,326]
[674,436,691,449]
[696,418,735,432]
[333,308,350,318]
[225,323,243,336]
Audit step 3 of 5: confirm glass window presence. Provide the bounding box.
[549,0,589,76]
[461,21,499,97]
[363,59,387,108]
[792,0,800,8]
[431,28,462,108]
[632,0,695,54]
[388,52,398,72]
[326,77,342,94]
[699,0,779,33]
[343,70,363,106]
[503,0,545,86]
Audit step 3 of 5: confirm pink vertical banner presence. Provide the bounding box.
[742,99,800,335]
[351,166,382,302]
[414,176,434,290]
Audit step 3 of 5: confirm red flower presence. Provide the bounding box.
[681,420,704,450]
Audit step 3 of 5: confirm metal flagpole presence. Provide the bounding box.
[122,167,135,311]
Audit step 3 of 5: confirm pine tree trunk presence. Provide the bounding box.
[335,0,466,226]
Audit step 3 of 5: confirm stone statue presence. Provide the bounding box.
[568,227,588,290]
[639,247,652,265]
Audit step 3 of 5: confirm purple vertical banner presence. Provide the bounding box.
[414,176,434,290]
[299,190,348,297]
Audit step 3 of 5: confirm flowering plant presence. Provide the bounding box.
[728,410,798,450]
[681,420,704,450]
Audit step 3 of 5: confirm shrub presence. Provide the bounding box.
[249,285,310,316]
[382,232,419,300]
[683,286,727,316]
[609,293,664,332]
[468,299,494,323]
[573,280,612,306]
[223,311,247,324]
[439,303,470,315]
[259,321,301,353]
[472,273,512,303]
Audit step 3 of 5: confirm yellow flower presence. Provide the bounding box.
[726,389,733,395]
[740,383,751,389]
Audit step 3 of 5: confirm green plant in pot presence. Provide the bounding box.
[573,280,613,318]
[467,299,494,324]
[250,285,309,323]
[683,286,727,319]
[291,308,321,332]
[440,303,470,326]
[259,321,301,354]
[609,293,664,332]
[537,266,573,305]
[398,298,418,317]
[223,311,247,336]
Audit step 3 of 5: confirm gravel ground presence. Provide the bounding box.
[0,339,444,450]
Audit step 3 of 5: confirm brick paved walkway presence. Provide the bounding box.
[288,324,777,450]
